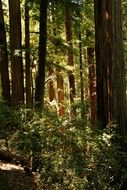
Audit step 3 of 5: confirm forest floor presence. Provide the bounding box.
[0,161,38,190]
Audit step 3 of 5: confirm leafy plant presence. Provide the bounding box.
[0,101,20,150]
[1,104,127,189]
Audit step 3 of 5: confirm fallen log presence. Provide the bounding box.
[0,150,29,168]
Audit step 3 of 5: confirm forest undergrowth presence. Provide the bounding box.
[0,101,127,190]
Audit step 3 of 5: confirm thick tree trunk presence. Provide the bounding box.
[8,0,24,106]
[95,0,112,127]
[111,0,126,135]
[0,0,10,103]
[94,0,112,127]
[25,1,32,107]
[94,0,126,134]
[35,0,48,110]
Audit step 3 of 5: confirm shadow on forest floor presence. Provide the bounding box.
[0,162,38,190]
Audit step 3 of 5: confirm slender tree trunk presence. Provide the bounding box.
[35,0,48,110]
[25,0,32,106]
[50,4,64,115]
[57,68,64,116]
[79,30,84,103]
[85,0,96,124]
[87,47,96,124]
[8,0,24,106]
[65,5,75,104]
[0,0,10,103]
[48,66,56,102]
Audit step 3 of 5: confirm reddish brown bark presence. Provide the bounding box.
[8,0,24,106]
[94,0,112,127]
[94,0,126,134]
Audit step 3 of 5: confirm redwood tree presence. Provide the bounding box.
[8,0,24,106]
[25,0,32,106]
[0,0,10,103]
[35,0,48,109]
[78,29,84,104]
[87,47,96,124]
[94,0,126,135]
[65,5,75,104]
[94,0,112,127]
[111,0,126,135]
[85,0,96,124]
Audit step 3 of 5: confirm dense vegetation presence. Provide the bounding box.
[1,101,127,189]
[0,0,127,189]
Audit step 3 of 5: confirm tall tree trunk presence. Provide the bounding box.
[94,0,126,135]
[65,5,75,104]
[0,0,10,103]
[57,68,64,116]
[94,0,112,127]
[87,47,96,124]
[50,4,64,115]
[8,0,24,106]
[79,30,84,104]
[25,0,32,106]
[35,0,48,110]
[111,0,126,135]
[85,0,96,124]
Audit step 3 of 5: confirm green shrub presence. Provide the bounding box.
[38,122,122,190]
[0,101,20,149]
[1,104,127,189]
